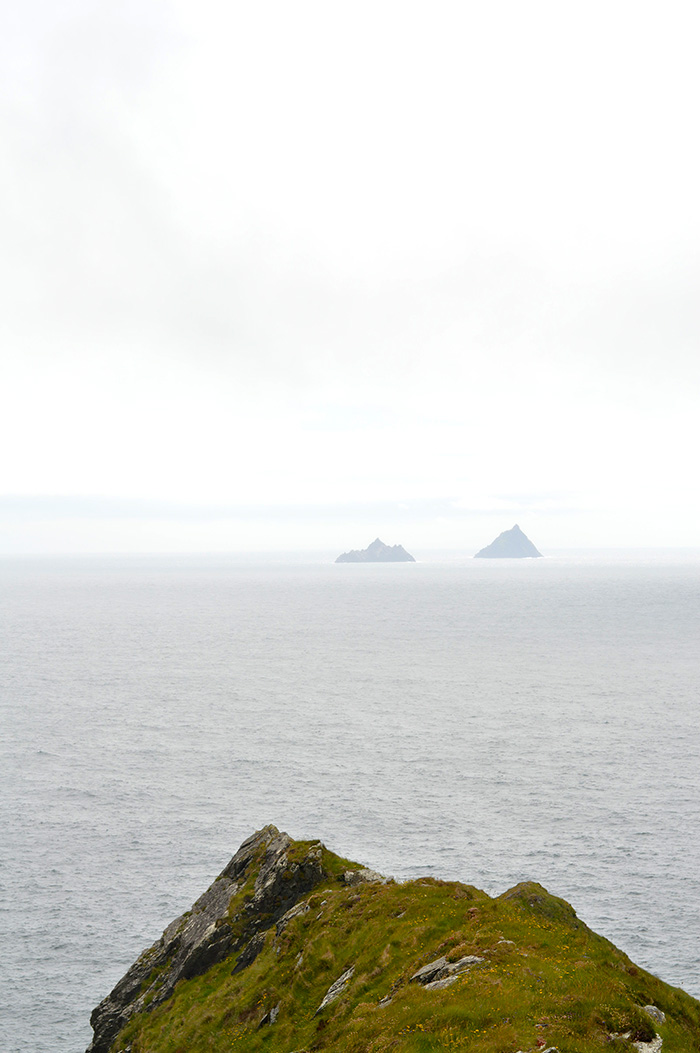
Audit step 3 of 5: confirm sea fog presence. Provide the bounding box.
[1,550,699,1052]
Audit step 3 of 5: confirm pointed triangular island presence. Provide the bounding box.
[474,524,542,558]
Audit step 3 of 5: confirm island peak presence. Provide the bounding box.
[336,538,415,563]
[474,523,542,558]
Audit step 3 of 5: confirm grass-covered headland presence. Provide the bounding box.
[87,825,700,1053]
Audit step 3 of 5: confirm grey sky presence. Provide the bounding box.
[1,1,699,551]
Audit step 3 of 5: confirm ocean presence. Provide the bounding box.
[1,550,699,1052]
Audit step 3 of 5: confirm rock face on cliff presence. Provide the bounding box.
[87,825,700,1053]
[335,538,415,563]
[87,827,333,1053]
[474,523,542,558]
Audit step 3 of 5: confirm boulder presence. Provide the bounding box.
[341,868,389,886]
[410,953,484,986]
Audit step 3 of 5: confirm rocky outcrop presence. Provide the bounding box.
[315,966,355,1015]
[410,953,484,989]
[341,867,389,886]
[335,538,415,562]
[87,826,327,1053]
[634,1036,663,1053]
[499,881,583,928]
[474,524,542,558]
[87,827,700,1053]
[258,1002,280,1027]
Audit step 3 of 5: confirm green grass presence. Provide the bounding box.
[112,844,700,1053]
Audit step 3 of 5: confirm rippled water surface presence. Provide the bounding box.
[1,551,699,1052]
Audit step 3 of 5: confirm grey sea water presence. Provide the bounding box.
[1,551,699,1052]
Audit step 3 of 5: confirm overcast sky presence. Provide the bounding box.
[1,0,699,553]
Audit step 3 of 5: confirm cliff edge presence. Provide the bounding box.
[87,825,700,1053]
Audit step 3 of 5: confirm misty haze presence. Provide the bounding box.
[1,2,699,1052]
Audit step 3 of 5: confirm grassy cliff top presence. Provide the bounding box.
[94,826,700,1053]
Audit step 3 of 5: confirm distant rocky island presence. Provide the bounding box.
[86,824,699,1053]
[475,524,542,558]
[335,538,415,563]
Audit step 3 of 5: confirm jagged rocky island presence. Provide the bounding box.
[336,538,416,563]
[475,524,543,558]
[87,825,700,1053]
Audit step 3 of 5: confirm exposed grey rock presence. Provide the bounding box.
[410,955,450,984]
[643,1006,666,1025]
[232,931,267,974]
[424,974,461,990]
[448,954,484,971]
[341,868,389,886]
[336,538,416,563]
[634,1036,662,1053]
[474,524,542,558]
[410,954,484,986]
[258,1002,280,1027]
[315,966,355,1014]
[87,826,327,1053]
[611,1029,662,1053]
[276,900,310,935]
